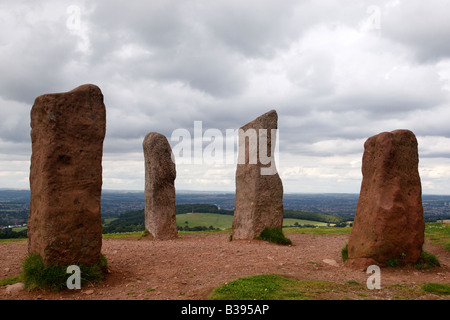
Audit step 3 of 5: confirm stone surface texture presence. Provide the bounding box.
[232,110,284,240]
[346,129,425,270]
[28,84,106,267]
[143,132,178,240]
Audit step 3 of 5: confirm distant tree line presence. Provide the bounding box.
[283,209,352,226]
[425,216,449,223]
[0,204,353,238]
[101,204,231,234]
[0,228,27,239]
[175,204,233,215]
[177,225,218,232]
[102,209,145,234]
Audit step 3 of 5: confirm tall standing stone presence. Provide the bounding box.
[28,84,106,267]
[232,110,284,240]
[346,129,425,270]
[143,132,178,240]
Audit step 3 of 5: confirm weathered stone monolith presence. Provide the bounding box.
[232,110,284,240]
[345,129,425,270]
[28,84,106,267]
[143,132,178,240]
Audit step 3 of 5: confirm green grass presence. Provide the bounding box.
[177,213,233,230]
[103,218,118,225]
[209,274,450,300]
[11,226,27,232]
[284,226,352,235]
[424,223,450,251]
[257,228,292,245]
[21,253,108,291]
[99,222,350,240]
[102,232,142,240]
[284,222,449,238]
[422,283,450,295]
[282,219,328,227]
[414,251,441,270]
[0,275,21,287]
[385,257,401,267]
[341,243,348,262]
[209,274,302,300]
[176,213,329,231]
[208,274,361,300]
[21,254,67,290]
[0,237,27,243]
[381,250,440,269]
[138,229,151,240]
[178,229,224,235]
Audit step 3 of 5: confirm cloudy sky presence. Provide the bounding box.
[1,0,450,194]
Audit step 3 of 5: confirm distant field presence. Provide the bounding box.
[176,213,328,230]
[11,227,26,232]
[177,213,233,230]
[103,218,118,225]
[283,218,328,227]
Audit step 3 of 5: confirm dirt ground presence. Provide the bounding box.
[1,231,449,300]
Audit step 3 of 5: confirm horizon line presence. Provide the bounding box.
[1,188,450,197]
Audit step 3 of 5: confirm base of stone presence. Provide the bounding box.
[344,258,380,271]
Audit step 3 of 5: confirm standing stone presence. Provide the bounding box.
[232,110,284,240]
[28,84,106,267]
[143,132,178,240]
[346,130,425,270]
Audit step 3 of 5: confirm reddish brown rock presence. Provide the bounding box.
[232,110,284,240]
[344,258,379,272]
[143,132,178,240]
[28,84,106,267]
[346,130,425,270]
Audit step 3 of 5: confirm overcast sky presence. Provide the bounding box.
[1,0,450,194]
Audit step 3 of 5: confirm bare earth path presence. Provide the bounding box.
[1,232,449,300]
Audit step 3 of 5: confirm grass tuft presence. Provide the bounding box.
[414,251,440,270]
[382,250,440,269]
[21,253,108,291]
[341,243,348,262]
[209,274,340,300]
[0,275,21,287]
[209,274,293,300]
[257,228,292,245]
[385,257,401,267]
[422,282,450,295]
[138,229,151,240]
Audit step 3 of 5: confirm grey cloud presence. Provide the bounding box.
[199,0,301,58]
[0,8,82,103]
[148,45,247,98]
[382,0,450,63]
[90,0,188,47]
[332,90,444,117]
[89,0,248,98]
[1,0,450,194]
[0,97,31,144]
